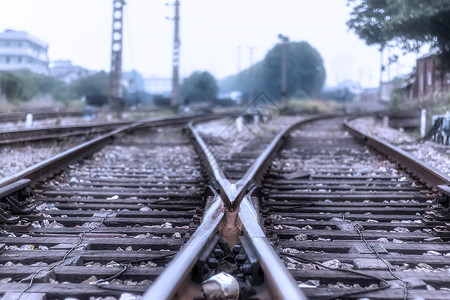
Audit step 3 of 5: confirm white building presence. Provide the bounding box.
[0,29,49,74]
[144,77,172,96]
[123,70,146,93]
[50,60,91,84]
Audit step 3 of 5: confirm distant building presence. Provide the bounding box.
[321,80,363,103]
[352,87,386,112]
[399,70,415,102]
[414,52,450,98]
[379,81,395,102]
[144,77,172,96]
[398,52,450,101]
[218,90,242,104]
[123,70,146,93]
[123,71,153,106]
[0,29,49,74]
[50,60,92,84]
[336,79,363,95]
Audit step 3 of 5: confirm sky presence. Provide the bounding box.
[0,0,422,88]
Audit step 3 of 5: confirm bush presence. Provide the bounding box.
[286,99,338,114]
[0,71,37,101]
[389,87,404,110]
[86,94,108,106]
[70,71,109,106]
[0,70,75,102]
[153,95,171,107]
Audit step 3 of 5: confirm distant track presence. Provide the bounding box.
[0,109,85,123]
[0,121,132,145]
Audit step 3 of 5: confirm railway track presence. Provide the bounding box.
[0,121,132,145]
[264,118,450,299]
[0,114,227,298]
[0,125,205,298]
[0,114,449,299]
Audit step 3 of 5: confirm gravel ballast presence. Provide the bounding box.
[350,117,450,177]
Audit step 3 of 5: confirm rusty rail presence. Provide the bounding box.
[344,118,450,191]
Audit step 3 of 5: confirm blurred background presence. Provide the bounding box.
[0,0,449,117]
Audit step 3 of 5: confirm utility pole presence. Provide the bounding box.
[379,47,384,100]
[387,47,391,81]
[237,46,242,105]
[108,0,125,118]
[247,47,255,103]
[171,0,180,112]
[278,34,289,105]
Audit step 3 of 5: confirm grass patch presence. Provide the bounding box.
[286,98,340,114]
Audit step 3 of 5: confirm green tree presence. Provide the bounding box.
[0,72,32,101]
[71,71,109,106]
[218,41,326,101]
[218,61,265,101]
[34,72,75,101]
[181,71,218,103]
[347,0,450,67]
[0,70,74,102]
[262,41,326,99]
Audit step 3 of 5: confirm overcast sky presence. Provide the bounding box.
[0,0,420,87]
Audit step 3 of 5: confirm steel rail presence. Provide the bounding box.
[189,116,328,299]
[0,124,136,189]
[231,115,334,210]
[141,196,224,300]
[189,122,233,208]
[146,113,450,299]
[344,118,450,191]
[0,114,230,189]
[239,196,305,299]
[142,123,233,300]
[0,120,133,145]
[144,116,337,299]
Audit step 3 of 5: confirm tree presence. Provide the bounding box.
[347,0,450,67]
[33,72,75,101]
[71,71,109,106]
[181,71,218,103]
[262,41,326,99]
[0,70,74,102]
[218,41,326,102]
[218,61,265,102]
[0,71,35,101]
